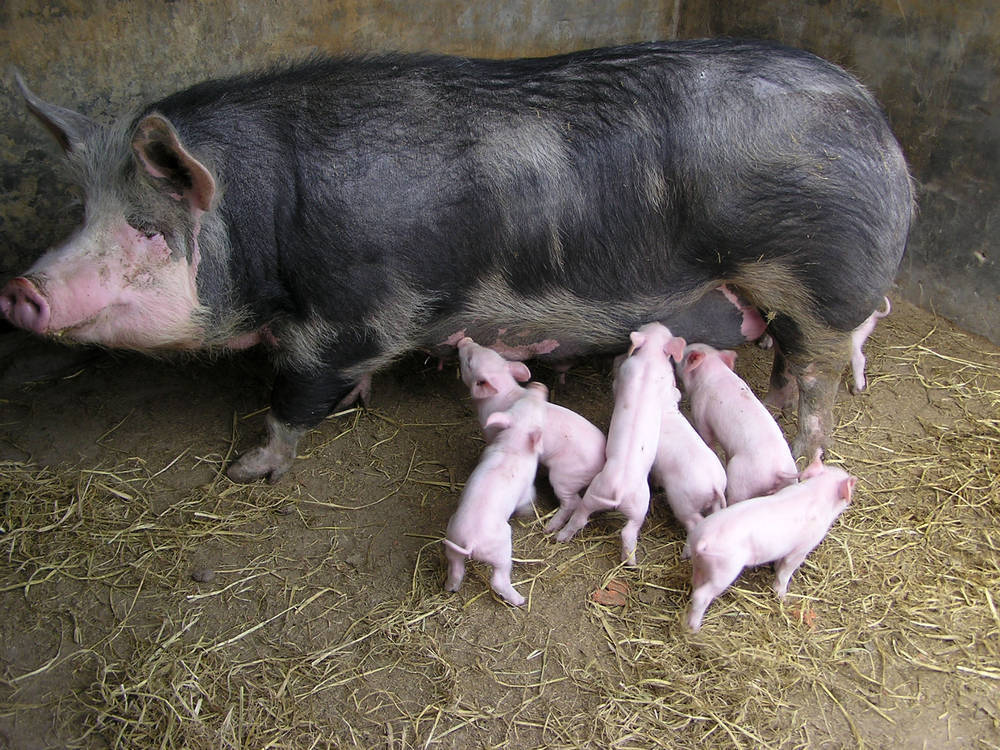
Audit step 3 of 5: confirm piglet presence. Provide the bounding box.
[555,323,685,565]
[651,384,727,534]
[458,337,606,529]
[849,296,891,393]
[686,457,855,631]
[678,343,798,504]
[457,336,531,442]
[443,385,546,606]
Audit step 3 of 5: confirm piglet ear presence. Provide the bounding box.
[799,453,825,482]
[719,350,738,370]
[627,331,646,357]
[508,361,531,382]
[15,70,97,154]
[684,349,705,374]
[840,476,857,504]
[665,336,686,363]
[527,428,543,455]
[484,411,513,432]
[471,377,499,400]
[132,114,216,213]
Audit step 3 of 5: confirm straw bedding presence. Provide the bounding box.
[1,298,997,748]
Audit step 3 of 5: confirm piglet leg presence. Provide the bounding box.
[544,477,586,532]
[442,541,469,592]
[554,506,594,543]
[544,499,578,533]
[618,486,650,566]
[490,560,525,607]
[687,554,744,632]
[772,549,810,599]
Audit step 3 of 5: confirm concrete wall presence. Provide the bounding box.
[2,1,997,342]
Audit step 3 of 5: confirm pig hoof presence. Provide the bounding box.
[226,447,294,484]
[763,389,795,411]
[554,528,576,543]
[544,510,571,533]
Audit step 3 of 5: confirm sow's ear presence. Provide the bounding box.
[132,114,216,213]
[15,70,97,153]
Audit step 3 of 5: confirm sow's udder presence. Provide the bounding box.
[430,326,585,363]
[0,277,50,334]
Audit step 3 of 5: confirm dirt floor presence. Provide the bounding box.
[0,297,998,749]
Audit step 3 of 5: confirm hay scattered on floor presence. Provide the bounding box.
[2,312,999,748]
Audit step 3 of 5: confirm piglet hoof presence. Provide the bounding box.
[544,508,572,534]
[554,526,579,543]
[226,447,294,484]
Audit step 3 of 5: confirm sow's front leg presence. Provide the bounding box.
[227,342,379,483]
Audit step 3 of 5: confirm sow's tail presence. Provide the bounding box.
[442,539,473,557]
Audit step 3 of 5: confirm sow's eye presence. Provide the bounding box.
[126,216,161,239]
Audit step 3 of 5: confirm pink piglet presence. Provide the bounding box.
[678,343,798,504]
[443,386,547,606]
[458,337,606,530]
[686,456,855,631]
[651,384,727,534]
[555,323,685,565]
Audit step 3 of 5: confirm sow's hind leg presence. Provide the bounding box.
[766,312,851,463]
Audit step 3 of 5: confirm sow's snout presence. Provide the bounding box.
[0,276,51,334]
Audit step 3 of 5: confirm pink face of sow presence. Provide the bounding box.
[686,457,856,632]
[0,82,219,354]
[2,219,204,350]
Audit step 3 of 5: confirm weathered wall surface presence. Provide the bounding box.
[2,0,997,341]
[702,0,999,341]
